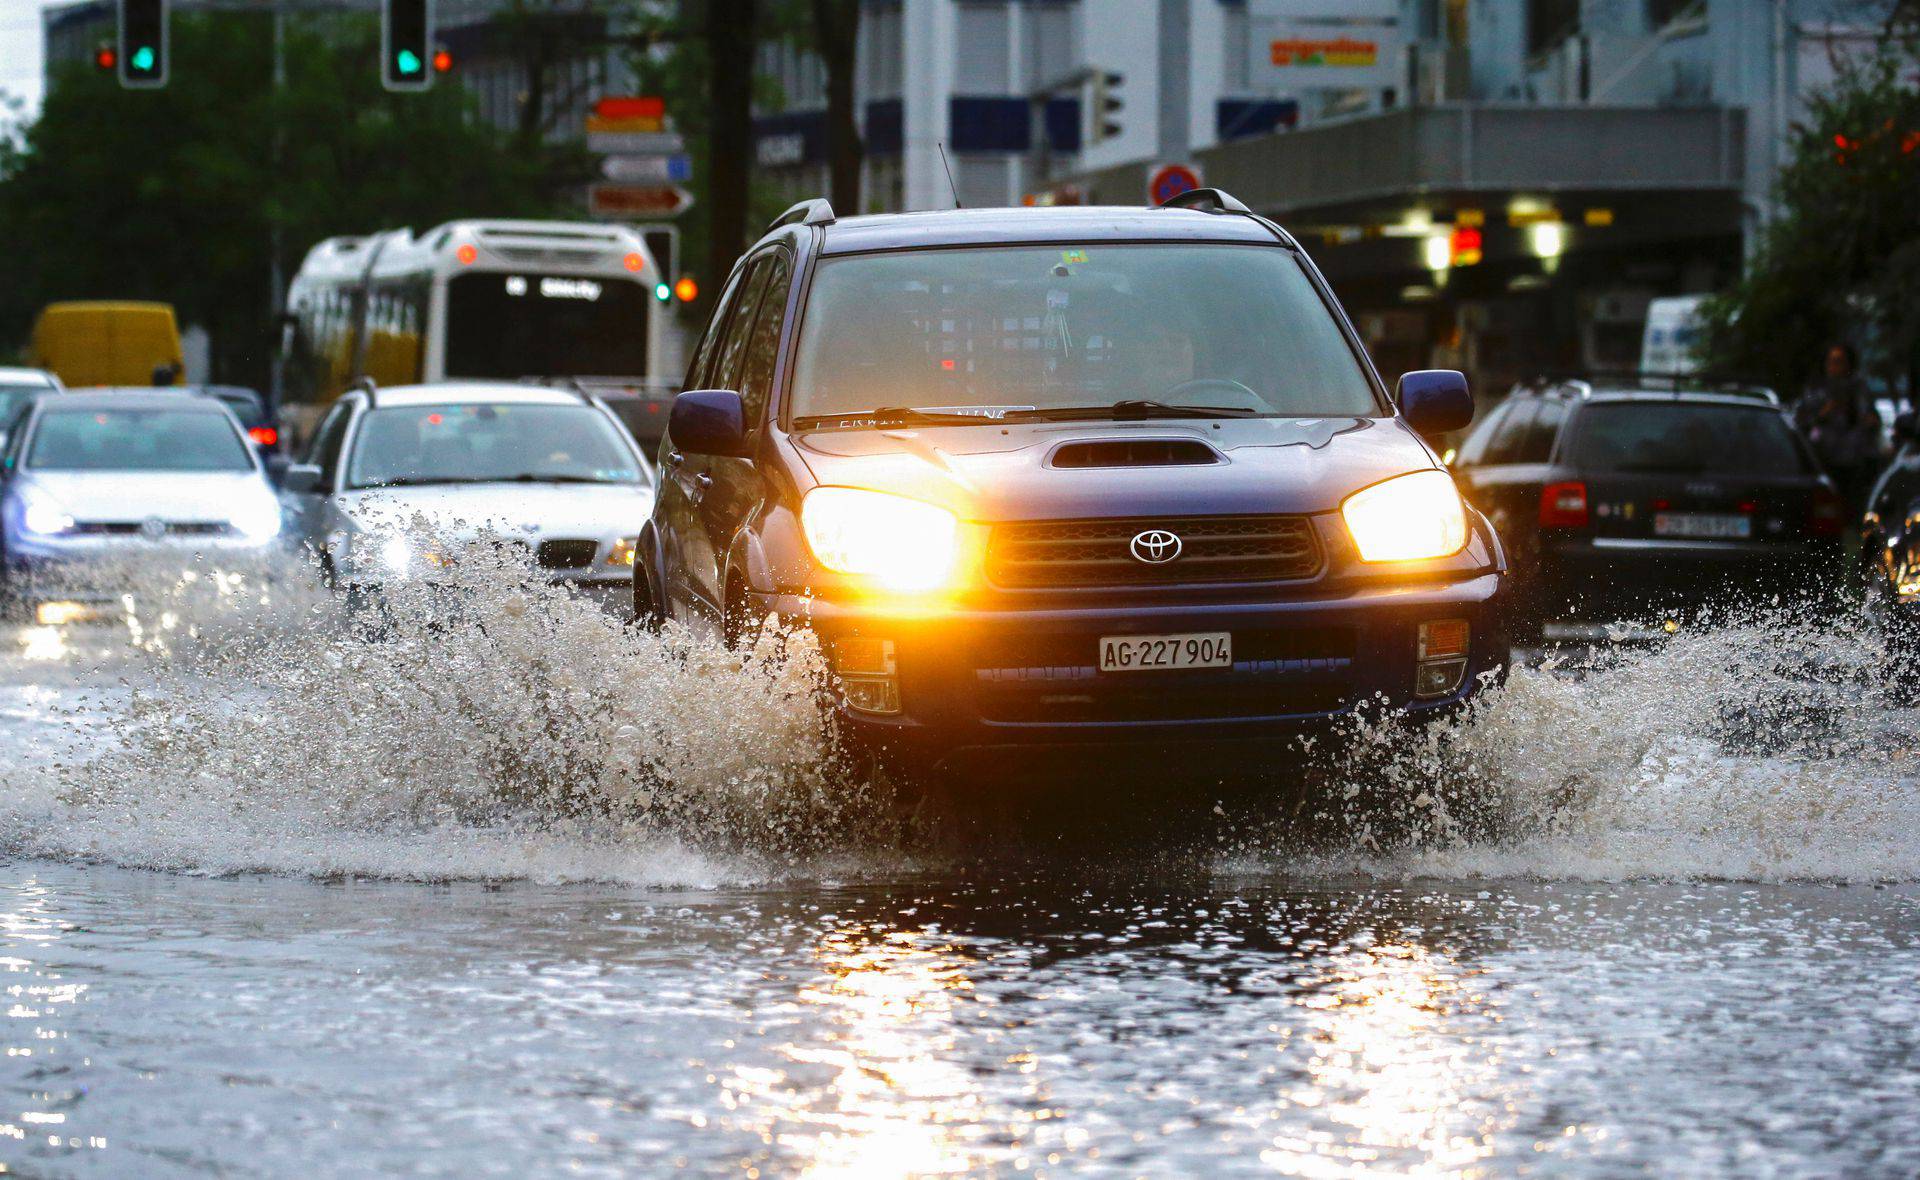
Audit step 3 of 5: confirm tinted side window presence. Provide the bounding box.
[1454,402,1511,467]
[1482,402,1538,465]
[738,252,792,426]
[1514,399,1566,463]
[683,267,750,391]
[711,259,775,395]
[305,400,352,476]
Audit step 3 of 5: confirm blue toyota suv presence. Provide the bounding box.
[637,190,1508,776]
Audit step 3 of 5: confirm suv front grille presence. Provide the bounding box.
[536,539,600,570]
[986,515,1321,589]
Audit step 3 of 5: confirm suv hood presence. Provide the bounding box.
[339,481,654,541]
[791,417,1437,519]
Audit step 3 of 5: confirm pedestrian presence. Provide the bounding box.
[1795,342,1880,513]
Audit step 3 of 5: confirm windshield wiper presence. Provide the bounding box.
[793,406,1002,428]
[501,473,626,485]
[1008,400,1263,422]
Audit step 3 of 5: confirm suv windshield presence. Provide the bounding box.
[346,403,644,489]
[1567,402,1810,474]
[788,244,1380,422]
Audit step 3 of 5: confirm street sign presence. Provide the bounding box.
[586,131,686,156]
[1148,162,1202,205]
[589,184,694,220]
[602,153,693,183]
[596,96,664,120]
[586,114,665,135]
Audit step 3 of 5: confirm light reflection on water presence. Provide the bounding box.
[0,866,1918,1177]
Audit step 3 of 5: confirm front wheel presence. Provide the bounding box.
[631,561,663,632]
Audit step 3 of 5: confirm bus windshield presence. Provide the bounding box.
[445,272,651,380]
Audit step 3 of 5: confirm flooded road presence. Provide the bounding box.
[3,566,1919,1176]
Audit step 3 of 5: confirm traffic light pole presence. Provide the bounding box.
[268,0,286,414]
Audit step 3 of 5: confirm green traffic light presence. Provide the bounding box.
[395,48,422,76]
[131,46,156,72]
[653,283,671,302]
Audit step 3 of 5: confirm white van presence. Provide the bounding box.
[1639,294,1709,379]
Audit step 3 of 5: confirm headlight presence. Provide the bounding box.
[606,536,638,567]
[801,487,961,591]
[19,489,74,537]
[1340,469,1469,563]
[380,534,414,575]
[231,495,282,540]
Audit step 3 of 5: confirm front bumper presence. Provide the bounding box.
[3,534,280,603]
[753,573,1507,765]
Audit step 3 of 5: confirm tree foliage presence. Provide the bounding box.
[0,13,582,386]
[1702,45,1920,395]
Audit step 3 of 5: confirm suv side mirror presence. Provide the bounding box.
[669,390,750,458]
[1397,370,1474,436]
[282,463,323,495]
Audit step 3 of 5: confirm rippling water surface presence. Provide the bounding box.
[2,554,1918,1176]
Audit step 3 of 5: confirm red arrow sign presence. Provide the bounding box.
[588,183,694,219]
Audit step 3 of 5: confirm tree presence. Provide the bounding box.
[1702,42,1920,397]
[810,0,862,214]
[0,12,580,387]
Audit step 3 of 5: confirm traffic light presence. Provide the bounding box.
[641,227,678,302]
[93,42,117,73]
[382,0,434,92]
[1089,71,1124,144]
[117,0,168,89]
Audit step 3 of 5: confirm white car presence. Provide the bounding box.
[0,389,284,622]
[0,366,63,453]
[280,382,655,611]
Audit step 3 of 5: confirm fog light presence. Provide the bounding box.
[35,601,95,626]
[1415,658,1468,698]
[1418,618,1469,660]
[840,676,902,715]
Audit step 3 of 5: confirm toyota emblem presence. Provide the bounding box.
[138,517,167,540]
[1129,529,1182,564]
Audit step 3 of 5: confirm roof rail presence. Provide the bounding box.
[1514,370,1781,405]
[1159,187,1251,214]
[348,375,378,407]
[766,198,836,235]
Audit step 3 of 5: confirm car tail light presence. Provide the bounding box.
[1809,486,1846,537]
[1539,481,1589,528]
[248,426,279,448]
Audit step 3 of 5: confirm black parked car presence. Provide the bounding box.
[1451,380,1846,637]
[637,192,1510,785]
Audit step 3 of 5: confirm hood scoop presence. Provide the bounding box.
[1049,438,1222,469]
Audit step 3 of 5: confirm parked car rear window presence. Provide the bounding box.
[789,244,1380,421]
[1566,402,1809,475]
[28,408,252,472]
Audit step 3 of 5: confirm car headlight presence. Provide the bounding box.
[18,488,74,537]
[1340,469,1469,563]
[380,533,414,575]
[231,495,282,540]
[606,536,638,567]
[801,487,961,591]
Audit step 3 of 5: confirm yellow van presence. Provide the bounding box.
[28,301,185,388]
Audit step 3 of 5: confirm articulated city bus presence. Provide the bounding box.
[281,219,671,440]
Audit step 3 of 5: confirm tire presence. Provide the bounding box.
[630,561,663,632]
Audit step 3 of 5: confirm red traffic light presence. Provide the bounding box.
[94,43,117,72]
[673,276,698,302]
[432,48,453,73]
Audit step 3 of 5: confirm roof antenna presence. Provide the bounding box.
[937,141,962,209]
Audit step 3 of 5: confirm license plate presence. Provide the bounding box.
[1654,512,1751,539]
[1098,632,1232,672]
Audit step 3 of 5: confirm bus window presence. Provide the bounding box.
[444,273,650,380]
